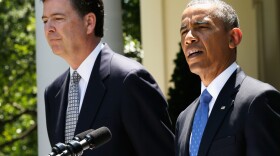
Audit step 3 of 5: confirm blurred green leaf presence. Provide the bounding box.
[0,0,37,155]
[121,0,143,63]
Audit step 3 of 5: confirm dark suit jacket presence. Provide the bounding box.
[44,44,175,156]
[175,68,280,156]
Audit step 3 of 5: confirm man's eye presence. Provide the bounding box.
[181,30,189,36]
[42,19,48,24]
[55,17,63,21]
[198,25,208,29]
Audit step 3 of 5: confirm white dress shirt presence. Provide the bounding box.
[190,62,238,145]
[201,62,238,116]
[69,42,104,112]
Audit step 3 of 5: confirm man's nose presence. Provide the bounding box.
[184,30,198,45]
[45,21,55,33]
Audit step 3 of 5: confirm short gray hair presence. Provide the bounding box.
[186,0,239,30]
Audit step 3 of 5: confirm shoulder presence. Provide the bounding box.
[239,76,279,99]
[111,52,144,72]
[177,98,198,124]
[237,75,280,113]
[45,69,69,94]
[102,45,149,80]
[243,76,277,90]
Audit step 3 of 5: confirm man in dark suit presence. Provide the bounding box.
[175,0,280,156]
[41,0,174,155]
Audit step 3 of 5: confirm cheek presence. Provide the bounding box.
[203,36,219,53]
[59,26,75,41]
[180,36,184,45]
[181,36,187,50]
[180,39,184,49]
[44,26,48,37]
[180,40,188,57]
[205,44,226,63]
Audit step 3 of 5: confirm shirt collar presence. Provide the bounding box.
[70,42,104,82]
[201,62,238,99]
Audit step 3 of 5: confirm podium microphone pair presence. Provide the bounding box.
[48,126,112,156]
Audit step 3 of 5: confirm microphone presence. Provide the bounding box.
[48,142,67,156]
[73,129,94,141]
[59,126,112,156]
[48,129,94,156]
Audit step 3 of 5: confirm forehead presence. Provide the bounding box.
[43,0,72,10]
[43,0,74,15]
[43,0,70,5]
[181,4,216,24]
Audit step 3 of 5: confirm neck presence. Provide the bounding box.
[68,37,101,70]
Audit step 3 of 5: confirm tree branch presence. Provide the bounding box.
[0,109,36,125]
[0,123,37,148]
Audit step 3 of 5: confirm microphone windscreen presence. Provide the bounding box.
[87,127,112,149]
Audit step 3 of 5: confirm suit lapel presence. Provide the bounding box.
[75,44,111,134]
[54,70,70,143]
[198,67,246,156]
[182,99,199,156]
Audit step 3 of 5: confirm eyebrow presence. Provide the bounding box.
[41,13,65,20]
[194,20,209,25]
[180,25,187,32]
[180,20,209,32]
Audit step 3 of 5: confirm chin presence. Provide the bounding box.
[51,50,63,57]
[50,46,63,55]
[188,63,203,75]
[189,66,198,75]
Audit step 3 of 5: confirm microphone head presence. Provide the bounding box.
[86,126,112,149]
[73,129,94,141]
[49,142,67,156]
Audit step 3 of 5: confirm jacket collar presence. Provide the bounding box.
[198,67,246,156]
[54,44,113,141]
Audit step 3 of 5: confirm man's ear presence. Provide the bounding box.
[84,12,96,35]
[229,28,242,49]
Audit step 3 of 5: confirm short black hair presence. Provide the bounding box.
[42,0,104,37]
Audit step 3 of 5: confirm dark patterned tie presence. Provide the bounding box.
[65,71,81,143]
[190,89,212,156]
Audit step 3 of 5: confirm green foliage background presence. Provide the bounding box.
[0,0,37,155]
[121,0,143,63]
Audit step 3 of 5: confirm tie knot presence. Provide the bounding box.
[71,71,81,84]
[200,89,212,104]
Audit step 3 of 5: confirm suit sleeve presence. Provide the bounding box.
[175,112,185,156]
[44,87,54,146]
[245,90,280,156]
[120,68,175,156]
